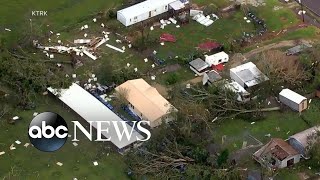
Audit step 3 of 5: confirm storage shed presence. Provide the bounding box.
[117,0,186,26]
[279,89,307,112]
[202,70,222,85]
[189,58,209,75]
[205,51,229,66]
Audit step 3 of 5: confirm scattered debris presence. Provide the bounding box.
[10,144,16,150]
[186,84,191,89]
[15,140,21,145]
[265,134,271,137]
[0,151,5,156]
[72,74,77,78]
[93,161,99,166]
[144,58,148,63]
[83,50,97,60]
[12,116,20,121]
[56,162,63,166]
[74,39,91,44]
[93,18,97,22]
[72,142,78,147]
[251,122,255,125]
[106,44,125,53]
[134,68,138,72]
[4,28,12,32]
[32,112,39,117]
[24,143,30,147]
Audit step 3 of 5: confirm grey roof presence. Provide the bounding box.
[189,58,208,71]
[289,126,320,149]
[237,69,256,83]
[207,71,222,82]
[287,44,312,55]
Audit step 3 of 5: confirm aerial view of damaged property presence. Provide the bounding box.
[1,0,320,179]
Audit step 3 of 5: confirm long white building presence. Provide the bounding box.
[117,0,187,26]
[47,83,144,153]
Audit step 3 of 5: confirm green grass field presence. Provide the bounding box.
[0,96,128,179]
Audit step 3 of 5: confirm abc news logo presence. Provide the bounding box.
[28,112,68,152]
[28,112,151,152]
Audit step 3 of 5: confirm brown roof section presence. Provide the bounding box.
[254,138,299,161]
[115,79,175,122]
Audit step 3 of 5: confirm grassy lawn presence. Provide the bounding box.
[0,95,128,179]
[214,99,320,150]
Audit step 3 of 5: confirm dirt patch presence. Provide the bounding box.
[184,76,202,85]
[152,83,169,98]
[157,64,181,74]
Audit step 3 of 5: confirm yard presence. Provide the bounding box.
[0,95,128,179]
[0,0,319,179]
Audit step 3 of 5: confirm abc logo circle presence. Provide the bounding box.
[28,112,68,152]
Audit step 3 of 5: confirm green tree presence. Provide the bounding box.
[217,149,229,168]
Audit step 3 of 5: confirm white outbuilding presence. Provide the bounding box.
[279,89,307,112]
[230,62,269,89]
[205,51,229,66]
[117,0,186,27]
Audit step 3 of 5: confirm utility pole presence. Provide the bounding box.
[298,0,305,22]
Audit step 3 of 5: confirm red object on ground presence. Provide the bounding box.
[198,41,221,51]
[212,63,224,71]
[160,33,176,42]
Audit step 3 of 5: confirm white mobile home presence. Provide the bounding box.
[279,89,307,112]
[117,0,186,26]
[205,51,229,66]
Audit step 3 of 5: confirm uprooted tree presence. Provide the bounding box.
[0,46,71,109]
[124,84,275,179]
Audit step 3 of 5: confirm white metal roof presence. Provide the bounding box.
[169,1,185,10]
[279,89,307,104]
[230,62,269,87]
[47,83,144,149]
[117,0,177,18]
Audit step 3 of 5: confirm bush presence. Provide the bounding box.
[217,149,229,168]
[108,10,117,19]
[165,73,179,85]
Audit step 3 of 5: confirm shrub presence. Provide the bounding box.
[165,73,179,85]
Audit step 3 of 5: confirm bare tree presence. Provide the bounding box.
[258,50,310,87]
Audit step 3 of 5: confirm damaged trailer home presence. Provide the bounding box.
[117,0,189,26]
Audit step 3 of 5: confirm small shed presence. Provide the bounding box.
[189,58,209,75]
[205,51,229,66]
[202,70,222,85]
[279,89,307,112]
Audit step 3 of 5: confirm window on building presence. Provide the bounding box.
[134,16,137,20]
[165,5,168,10]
